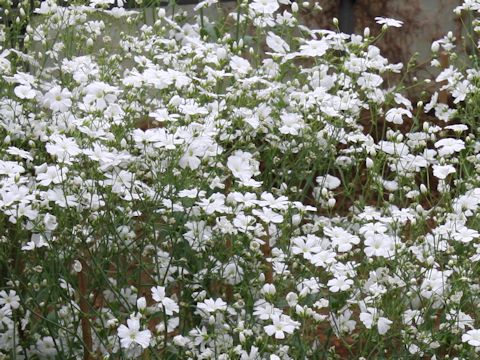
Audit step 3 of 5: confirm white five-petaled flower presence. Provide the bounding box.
[249,0,279,14]
[266,32,290,54]
[375,17,403,28]
[151,286,179,316]
[385,108,412,125]
[0,290,20,310]
[327,276,353,293]
[264,314,300,339]
[14,84,36,99]
[432,164,456,180]
[252,207,284,224]
[462,329,480,347]
[43,85,72,112]
[359,307,393,335]
[196,298,227,314]
[434,138,465,157]
[117,317,152,349]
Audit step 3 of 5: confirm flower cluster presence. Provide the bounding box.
[1,0,480,358]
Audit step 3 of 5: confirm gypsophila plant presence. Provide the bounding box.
[2,0,480,358]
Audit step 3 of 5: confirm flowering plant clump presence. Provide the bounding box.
[2,0,480,358]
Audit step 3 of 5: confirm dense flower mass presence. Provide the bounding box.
[1,0,480,358]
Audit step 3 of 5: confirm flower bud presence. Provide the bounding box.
[286,292,298,307]
[137,297,147,311]
[261,283,276,296]
[73,260,83,273]
[321,187,328,197]
[366,157,374,169]
[327,198,336,208]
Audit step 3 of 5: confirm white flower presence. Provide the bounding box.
[385,108,412,125]
[364,234,395,258]
[324,226,360,252]
[253,300,282,320]
[377,316,393,335]
[432,164,456,180]
[434,138,465,156]
[151,286,179,316]
[249,0,279,14]
[452,79,473,103]
[316,174,341,190]
[82,81,118,110]
[375,17,403,28]
[36,165,68,187]
[194,0,218,11]
[452,226,480,243]
[310,249,336,268]
[279,111,304,135]
[43,86,72,112]
[14,85,36,99]
[360,307,392,335]
[0,290,20,310]
[266,32,290,54]
[299,40,328,57]
[230,56,252,76]
[264,314,300,339]
[227,150,259,183]
[252,207,284,224]
[197,298,227,314]
[291,235,322,260]
[34,0,58,14]
[22,233,49,251]
[327,276,353,292]
[117,317,151,349]
[462,329,480,347]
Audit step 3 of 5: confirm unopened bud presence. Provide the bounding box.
[73,260,82,273]
[366,158,374,169]
[327,198,336,208]
[137,297,147,311]
[262,283,276,296]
